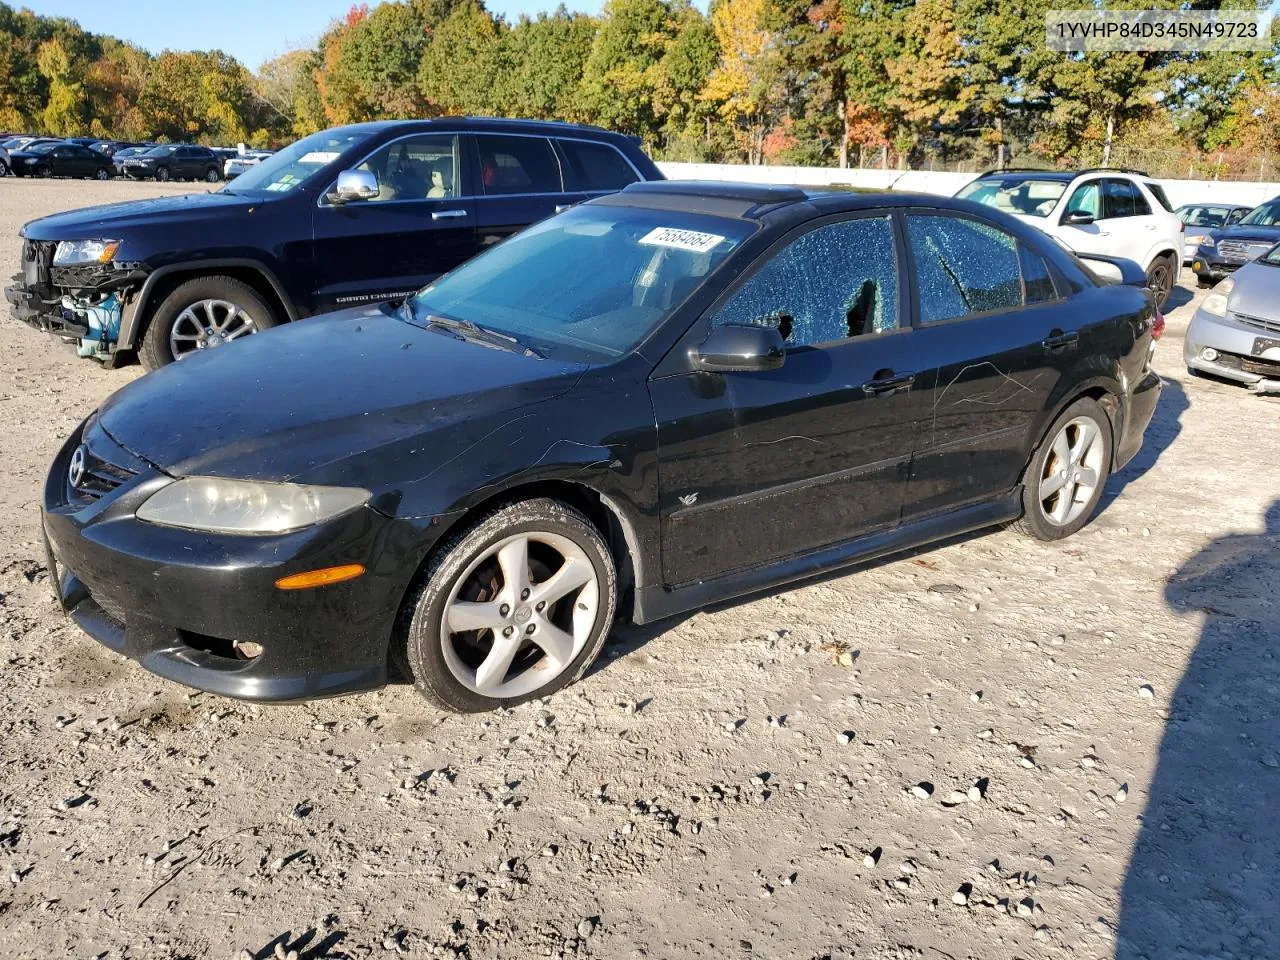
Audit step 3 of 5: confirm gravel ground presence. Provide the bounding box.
[1,179,1278,960]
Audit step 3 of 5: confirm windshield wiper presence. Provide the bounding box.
[425,314,543,359]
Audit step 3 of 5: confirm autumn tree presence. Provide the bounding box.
[702,0,779,164]
[578,0,683,139]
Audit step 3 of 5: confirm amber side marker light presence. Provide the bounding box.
[275,564,366,590]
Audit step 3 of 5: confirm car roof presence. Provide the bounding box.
[328,117,635,142]
[611,180,1022,223]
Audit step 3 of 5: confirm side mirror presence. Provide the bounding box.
[328,168,379,205]
[692,323,785,373]
[1063,210,1095,226]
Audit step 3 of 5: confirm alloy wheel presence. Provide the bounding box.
[169,299,258,359]
[1148,259,1172,306]
[1038,415,1106,526]
[440,531,600,699]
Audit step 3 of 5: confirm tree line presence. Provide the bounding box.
[2,0,1278,179]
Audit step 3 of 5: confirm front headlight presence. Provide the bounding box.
[1201,276,1234,317]
[1185,234,1205,246]
[136,477,370,534]
[53,239,120,266]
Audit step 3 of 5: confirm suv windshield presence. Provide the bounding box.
[957,177,1068,217]
[407,205,753,362]
[28,142,58,154]
[1239,201,1280,227]
[144,145,179,157]
[224,129,372,196]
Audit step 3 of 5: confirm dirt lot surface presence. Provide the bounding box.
[1,179,1278,960]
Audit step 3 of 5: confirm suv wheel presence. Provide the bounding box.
[205,167,220,183]
[94,167,110,181]
[155,167,170,182]
[0,160,8,176]
[35,165,51,178]
[1014,397,1112,541]
[140,275,278,371]
[397,498,618,713]
[1146,253,1175,309]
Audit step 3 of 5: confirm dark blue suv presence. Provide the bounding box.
[6,118,664,369]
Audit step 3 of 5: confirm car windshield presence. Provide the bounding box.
[957,177,1068,217]
[144,145,179,157]
[1239,201,1280,227]
[117,147,145,158]
[1259,244,1280,266]
[1,137,25,149]
[406,204,753,362]
[28,142,58,154]
[1179,205,1231,227]
[222,130,371,196]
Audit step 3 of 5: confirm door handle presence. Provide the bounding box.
[555,204,574,214]
[1042,331,1079,352]
[862,371,916,397]
[432,209,468,220]
[1096,230,1110,236]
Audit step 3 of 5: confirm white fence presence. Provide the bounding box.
[656,161,1280,209]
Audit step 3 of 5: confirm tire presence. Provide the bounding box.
[139,275,278,371]
[155,167,170,182]
[398,498,618,713]
[1146,253,1175,310]
[0,160,8,177]
[35,165,50,178]
[94,167,110,180]
[1013,397,1113,542]
[205,167,220,183]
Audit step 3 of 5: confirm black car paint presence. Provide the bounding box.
[42,185,1162,701]
[9,143,112,179]
[9,119,664,360]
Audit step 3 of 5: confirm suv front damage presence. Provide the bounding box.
[6,235,143,366]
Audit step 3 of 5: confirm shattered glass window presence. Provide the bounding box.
[907,215,1023,323]
[1019,244,1058,304]
[709,216,899,348]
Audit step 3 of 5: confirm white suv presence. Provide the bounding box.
[956,168,1182,308]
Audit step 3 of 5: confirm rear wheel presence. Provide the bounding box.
[205,166,220,183]
[398,498,618,713]
[0,160,8,177]
[94,167,110,181]
[35,165,51,178]
[1014,397,1112,541]
[155,167,170,182]
[1146,253,1175,309]
[140,275,278,371]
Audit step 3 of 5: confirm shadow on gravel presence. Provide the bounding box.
[1101,375,1188,510]
[1116,500,1280,958]
[1164,284,1194,313]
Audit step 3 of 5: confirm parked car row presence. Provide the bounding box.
[0,134,272,182]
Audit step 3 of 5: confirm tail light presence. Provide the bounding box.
[1151,309,1165,340]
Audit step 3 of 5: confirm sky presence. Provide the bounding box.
[26,0,594,71]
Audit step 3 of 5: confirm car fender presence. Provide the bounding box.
[1137,236,1179,272]
[118,258,299,349]
[1029,367,1127,472]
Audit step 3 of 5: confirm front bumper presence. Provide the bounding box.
[1184,307,1280,386]
[7,239,141,344]
[42,423,430,702]
[1190,254,1244,283]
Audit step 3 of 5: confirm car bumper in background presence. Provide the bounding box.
[1184,307,1280,386]
[42,424,431,702]
[1190,256,1240,282]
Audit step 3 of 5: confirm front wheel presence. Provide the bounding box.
[399,498,618,713]
[35,165,51,178]
[0,160,8,177]
[94,167,110,180]
[1014,397,1113,541]
[140,275,278,371]
[155,167,170,182]
[1146,254,1175,309]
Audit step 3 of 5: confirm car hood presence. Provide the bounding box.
[96,304,588,484]
[1226,261,1280,320]
[21,191,257,240]
[1210,223,1280,245]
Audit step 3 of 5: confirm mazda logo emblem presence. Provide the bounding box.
[68,445,87,489]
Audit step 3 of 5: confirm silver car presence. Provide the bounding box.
[1185,243,1280,391]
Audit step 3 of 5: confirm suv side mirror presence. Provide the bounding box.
[692,323,785,373]
[1063,210,1095,226]
[329,168,379,204]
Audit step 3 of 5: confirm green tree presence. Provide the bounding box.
[578,0,681,139]
[701,0,780,164]
[496,7,597,119]
[419,0,503,115]
[36,36,87,134]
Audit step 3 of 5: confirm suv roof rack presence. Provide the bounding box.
[974,167,1063,177]
[1078,166,1151,177]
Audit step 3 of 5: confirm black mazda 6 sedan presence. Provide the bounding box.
[43,182,1163,712]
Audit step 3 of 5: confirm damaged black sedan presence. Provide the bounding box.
[43,182,1163,712]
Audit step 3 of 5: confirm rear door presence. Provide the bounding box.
[1102,177,1159,262]
[555,137,643,209]
[650,212,918,586]
[901,210,1085,518]
[469,133,577,252]
[309,132,479,313]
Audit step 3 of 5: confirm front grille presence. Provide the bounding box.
[1217,239,1274,263]
[69,447,137,505]
[1239,355,1280,378]
[1232,312,1280,335]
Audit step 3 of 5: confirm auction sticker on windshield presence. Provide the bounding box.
[639,227,726,253]
[298,152,342,164]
